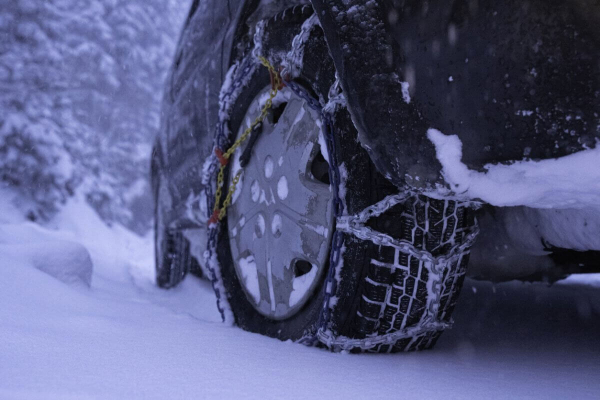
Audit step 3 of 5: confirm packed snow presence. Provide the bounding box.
[251,180,261,202]
[2,2,600,397]
[256,213,266,238]
[401,81,411,103]
[264,156,274,179]
[427,128,600,210]
[271,213,283,236]
[1,189,599,399]
[238,254,260,304]
[289,263,318,307]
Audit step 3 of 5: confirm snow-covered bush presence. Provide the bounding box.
[0,114,75,220]
[0,0,190,232]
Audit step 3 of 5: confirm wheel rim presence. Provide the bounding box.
[227,85,334,320]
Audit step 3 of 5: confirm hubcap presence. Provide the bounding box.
[227,86,334,320]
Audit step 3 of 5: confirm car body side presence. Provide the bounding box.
[312,0,599,189]
[152,0,599,278]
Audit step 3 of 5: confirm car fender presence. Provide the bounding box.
[311,0,599,192]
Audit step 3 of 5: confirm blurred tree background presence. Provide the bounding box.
[0,0,191,233]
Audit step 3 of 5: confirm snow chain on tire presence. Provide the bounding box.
[204,9,479,352]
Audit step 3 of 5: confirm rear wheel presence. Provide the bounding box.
[154,174,190,288]
[217,8,476,352]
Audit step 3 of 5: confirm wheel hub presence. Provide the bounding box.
[227,86,334,320]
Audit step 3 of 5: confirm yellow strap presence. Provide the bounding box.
[211,56,282,223]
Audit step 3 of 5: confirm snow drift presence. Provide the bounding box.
[427,128,600,210]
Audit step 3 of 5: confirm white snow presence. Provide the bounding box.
[0,230,93,287]
[257,88,292,111]
[238,255,260,304]
[259,190,267,205]
[282,13,320,78]
[304,223,329,238]
[251,180,260,203]
[256,213,266,237]
[277,175,289,200]
[1,189,600,399]
[271,213,282,236]
[201,154,216,185]
[293,106,306,126]
[401,81,411,104]
[266,259,276,312]
[317,126,330,163]
[264,156,274,179]
[515,110,535,117]
[258,188,276,206]
[289,263,318,308]
[427,128,600,209]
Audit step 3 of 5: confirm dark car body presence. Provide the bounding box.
[153,0,599,228]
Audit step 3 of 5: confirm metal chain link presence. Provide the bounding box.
[317,320,450,352]
[284,80,480,351]
[336,194,480,272]
[280,79,344,346]
[204,54,259,324]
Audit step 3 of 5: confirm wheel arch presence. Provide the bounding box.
[310,0,600,192]
[224,0,312,71]
[223,0,416,191]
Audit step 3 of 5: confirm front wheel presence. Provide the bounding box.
[216,8,476,352]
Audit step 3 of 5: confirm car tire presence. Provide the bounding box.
[154,173,190,289]
[217,7,475,352]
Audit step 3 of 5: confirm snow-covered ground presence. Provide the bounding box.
[1,191,599,400]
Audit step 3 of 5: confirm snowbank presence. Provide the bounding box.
[1,189,599,399]
[0,240,92,287]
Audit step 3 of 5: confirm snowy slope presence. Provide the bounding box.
[1,193,599,400]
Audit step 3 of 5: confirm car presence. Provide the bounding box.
[151,0,599,353]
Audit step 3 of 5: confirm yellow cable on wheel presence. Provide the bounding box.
[209,56,284,224]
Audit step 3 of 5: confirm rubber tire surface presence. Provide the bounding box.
[154,174,190,289]
[218,7,474,351]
